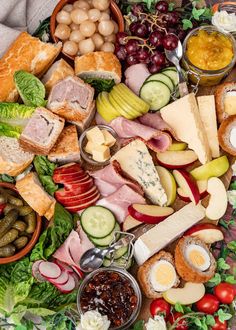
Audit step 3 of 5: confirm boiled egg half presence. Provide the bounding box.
[150,260,177,292]
[185,244,210,271]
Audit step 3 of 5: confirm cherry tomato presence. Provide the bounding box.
[196,294,220,314]
[149,298,171,319]
[0,204,6,215]
[211,316,227,330]
[168,312,188,330]
[214,282,235,304]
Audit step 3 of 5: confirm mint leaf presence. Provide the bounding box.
[224,274,236,284]
[192,7,206,20]
[217,258,231,271]
[206,315,215,326]
[175,303,184,313]
[217,309,232,322]
[207,273,221,286]
[168,2,175,11]
[227,241,236,253]
[193,318,202,327]
[202,7,213,20]
[182,19,193,30]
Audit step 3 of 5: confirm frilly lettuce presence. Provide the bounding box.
[0,122,22,138]
[14,70,46,107]
[33,156,58,196]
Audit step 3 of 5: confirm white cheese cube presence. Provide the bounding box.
[102,129,116,147]
[86,127,105,145]
[84,141,96,154]
[92,145,110,162]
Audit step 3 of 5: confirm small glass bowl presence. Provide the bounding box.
[77,267,142,330]
[79,125,120,168]
[182,25,236,86]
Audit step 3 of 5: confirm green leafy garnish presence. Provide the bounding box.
[14,71,46,107]
[192,7,206,20]
[0,122,22,138]
[0,174,15,183]
[84,78,115,95]
[168,2,175,11]
[182,19,193,30]
[217,309,232,323]
[33,156,58,196]
[227,240,236,253]
[217,258,231,271]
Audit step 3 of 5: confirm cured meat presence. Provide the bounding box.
[96,185,146,223]
[124,63,150,95]
[95,112,108,125]
[110,117,172,152]
[53,228,94,276]
[138,112,180,140]
[90,160,143,197]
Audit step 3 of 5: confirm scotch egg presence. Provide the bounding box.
[185,244,211,271]
[150,260,178,292]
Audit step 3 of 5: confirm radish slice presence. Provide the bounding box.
[39,261,61,279]
[71,265,83,278]
[48,271,69,285]
[54,260,74,274]
[32,260,46,283]
[71,273,80,289]
[56,275,75,293]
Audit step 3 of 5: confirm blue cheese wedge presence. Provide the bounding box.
[111,139,167,206]
[134,202,205,265]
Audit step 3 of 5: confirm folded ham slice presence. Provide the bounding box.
[138,112,180,141]
[125,63,150,95]
[53,227,94,276]
[110,117,172,152]
[90,160,143,197]
[96,185,146,223]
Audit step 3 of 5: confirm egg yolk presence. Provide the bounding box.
[188,250,206,268]
[186,30,234,71]
[154,264,175,286]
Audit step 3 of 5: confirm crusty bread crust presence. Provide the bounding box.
[43,59,74,95]
[218,115,236,156]
[0,32,62,102]
[137,251,180,299]
[0,157,33,177]
[75,51,122,84]
[175,236,216,283]
[215,82,236,123]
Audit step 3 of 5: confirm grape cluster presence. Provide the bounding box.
[115,1,187,73]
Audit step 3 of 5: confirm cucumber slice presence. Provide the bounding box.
[140,80,171,111]
[106,244,129,260]
[103,253,133,269]
[162,70,178,87]
[81,206,116,239]
[146,73,174,92]
[90,222,120,246]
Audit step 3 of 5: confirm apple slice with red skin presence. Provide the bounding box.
[123,215,142,231]
[54,163,82,175]
[64,178,93,191]
[53,172,87,183]
[184,223,224,244]
[156,150,198,169]
[59,175,91,185]
[173,170,200,205]
[177,180,208,202]
[62,191,100,207]
[128,204,174,224]
[66,194,100,212]
[56,186,97,202]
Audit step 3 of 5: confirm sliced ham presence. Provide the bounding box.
[110,117,172,152]
[96,185,146,223]
[90,160,143,197]
[95,112,108,125]
[125,63,150,95]
[138,112,180,141]
[53,229,94,276]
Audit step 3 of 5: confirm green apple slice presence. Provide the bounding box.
[110,89,141,118]
[96,92,119,122]
[156,166,176,206]
[168,141,187,151]
[108,93,135,120]
[190,156,229,181]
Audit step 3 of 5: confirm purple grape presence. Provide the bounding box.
[131,4,145,16]
[115,45,127,61]
[125,39,140,55]
[138,48,150,63]
[126,54,139,66]
[133,23,148,38]
[149,31,164,48]
[155,1,169,13]
[163,34,179,50]
[148,62,162,74]
[177,28,186,41]
[165,12,179,26]
[116,32,128,45]
[150,50,165,66]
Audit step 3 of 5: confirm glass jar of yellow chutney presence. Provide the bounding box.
[182,26,236,86]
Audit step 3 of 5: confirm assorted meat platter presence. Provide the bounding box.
[0,0,235,329]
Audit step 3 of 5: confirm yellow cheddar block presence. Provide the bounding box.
[92,145,110,162]
[102,129,116,147]
[86,127,105,145]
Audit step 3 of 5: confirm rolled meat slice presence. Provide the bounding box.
[125,63,150,95]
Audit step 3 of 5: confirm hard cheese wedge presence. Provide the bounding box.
[197,95,220,158]
[160,93,211,164]
[111,139,167,206]
[134,202,205,265]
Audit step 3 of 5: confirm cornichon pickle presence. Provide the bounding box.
[0,209,18,238]
[14,236,28,250]
[0,244,15,257]
[0,194,7,204]
[24,212,36,234]
[12,221,27,232]
[3,203,16,215]
[7,195,23,206]
[0,229,18,247]
[18,206,33,216]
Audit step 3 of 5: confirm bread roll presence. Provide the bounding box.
[218,115,236,156]
[0,32,62,102]
[215,82,236,123]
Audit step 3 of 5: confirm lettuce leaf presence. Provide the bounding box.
[33,156,58,195]
[0,122,22,138]
[84,78,115,94]
[30,203,74,261]
[14,71,46,107]
[0,103,35,124]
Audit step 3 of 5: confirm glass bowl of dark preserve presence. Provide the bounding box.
[77,267,142,330]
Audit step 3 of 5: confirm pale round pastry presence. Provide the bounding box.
[80,20,96,37]
[55,24,71,40]
[79,38,95,54]
[63,40,79,56]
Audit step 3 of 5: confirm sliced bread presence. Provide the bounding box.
[75,51,122,84]
[48,125,80,163]
[218,115,236,156]
[0,136,34,176]
[137,251,180,299]
[19,107,65,155]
